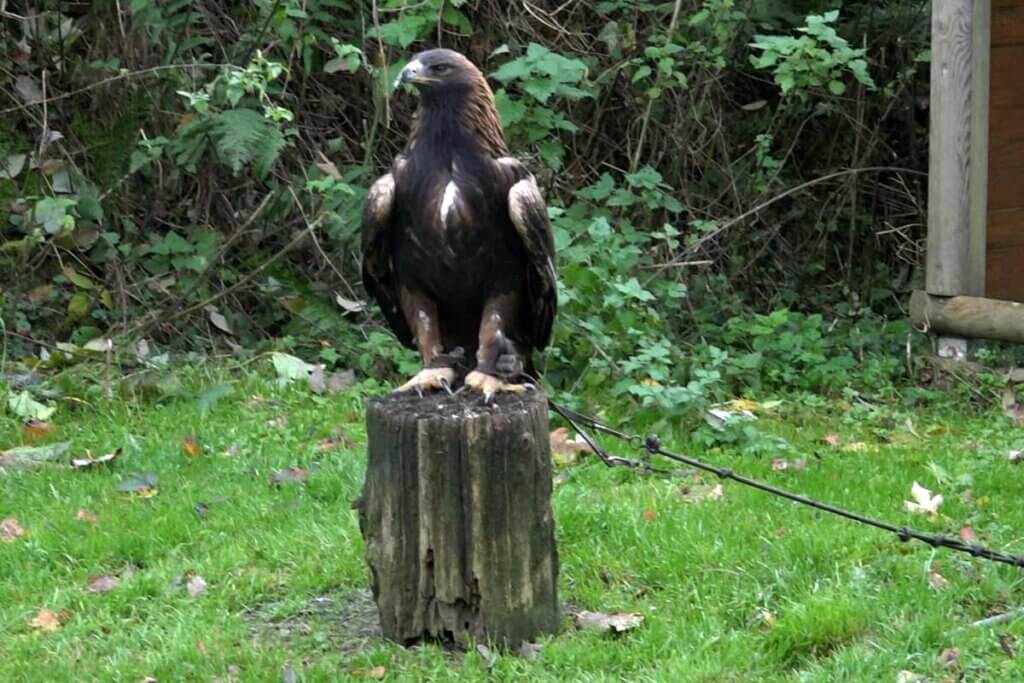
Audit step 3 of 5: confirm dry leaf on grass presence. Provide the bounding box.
[905,481,943,515]
[353,666,386,679]
[29,607,68,632]
[575,610,644,634]
[679,482,724,504]
[76,509,99,525]
[771,458,807,472]
[24,419,55,442]
[1,517,26,542]
[187,575,208,597]
[71,448,122,469]
[87,575,120,593]
[271,468,308,486]
[549,427,591,465]
[182,435,202,458]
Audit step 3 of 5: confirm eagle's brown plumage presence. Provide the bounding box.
[361,49,557,398]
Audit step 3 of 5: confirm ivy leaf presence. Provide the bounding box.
[8,391,56,421]
[34,197,76,234]
[63,266,95,290]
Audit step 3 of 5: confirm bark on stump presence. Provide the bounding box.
[355,389,559,647]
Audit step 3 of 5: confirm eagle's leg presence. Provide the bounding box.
[464,295,531,402]
[395,288,456,395]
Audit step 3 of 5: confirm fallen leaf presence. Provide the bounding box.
[14,75,43,104]
[552,472,570,487]
[1009,450,1023,464]
[1,517,26,542]
[187,575,208,597]
[76,509,99,525]
[29,607,67,632]
[182,435,202,458]
[117,472,159,497]
[0,441,71,469]
[353,666,386,679]
[680,481,724,504]
[936,647,960,671]
[549,427,591,465]
[8,390,56,421]
[771,458,806,471]
[842,441,874,453]
[138,677,158,683]
[267,416,288,430]
[23,419,55,442]
[271,468,308,486]
[335,294,367,314]
[741,99,767,111]
[704,407,756,430]
[207,308,233,335]
[643,509,655,522]
[896,671,922,683]
[196,639,207,656]
[517,641,543,659]
[756,608,776,626]
[271,352,316,384]
[823,434,841,447]
[71,448,122,469]
[905,481,943,515]
[575,610,644,634]
[87,575,120,593]
[476,643,497,668]
[960,526,977,543]
[997,632,1017,658]
[928,569,950,590]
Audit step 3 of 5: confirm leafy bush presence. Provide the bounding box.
[0,0,933,424]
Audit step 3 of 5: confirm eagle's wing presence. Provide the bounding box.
[361,167,414,349]
[499,158,558,350]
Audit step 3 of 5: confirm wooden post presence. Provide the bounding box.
[927,0,989,298]
[355,390,559,648]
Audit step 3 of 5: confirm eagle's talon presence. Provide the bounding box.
[397,367,457,395]
[464,370,528,399]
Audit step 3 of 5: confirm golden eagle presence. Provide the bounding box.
[361,49,557,399]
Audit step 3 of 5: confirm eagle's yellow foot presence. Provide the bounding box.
[464,370,532,403]
[396,367,456,396]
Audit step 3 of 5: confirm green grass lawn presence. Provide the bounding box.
[3,368,1024,682]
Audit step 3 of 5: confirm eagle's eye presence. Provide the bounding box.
[431,63,452,75]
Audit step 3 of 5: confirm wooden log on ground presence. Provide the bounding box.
[910,290,1024,344]
[355,389,559,647]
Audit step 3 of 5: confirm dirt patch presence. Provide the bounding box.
[246,589,383,656]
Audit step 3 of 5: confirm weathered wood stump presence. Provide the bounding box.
[355,389,559,647]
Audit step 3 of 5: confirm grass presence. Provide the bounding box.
[3,365,1024,682]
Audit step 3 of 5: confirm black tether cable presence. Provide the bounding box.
[548,398,1024,570]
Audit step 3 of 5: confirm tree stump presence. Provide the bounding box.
[355,389,559,647]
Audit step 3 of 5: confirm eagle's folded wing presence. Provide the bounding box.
[504,163,558,349]
[361,171,414,348]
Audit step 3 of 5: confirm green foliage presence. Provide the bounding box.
[1,0,935,425]
[751,10,876,98]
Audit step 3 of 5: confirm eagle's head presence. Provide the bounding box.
[394,49,486,99]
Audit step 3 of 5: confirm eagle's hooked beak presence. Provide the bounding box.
[394,59,426,89]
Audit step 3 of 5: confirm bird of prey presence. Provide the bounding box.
[361,48,557,400]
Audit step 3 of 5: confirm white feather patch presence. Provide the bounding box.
[440,181,459,224]
[508,178,538,240]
